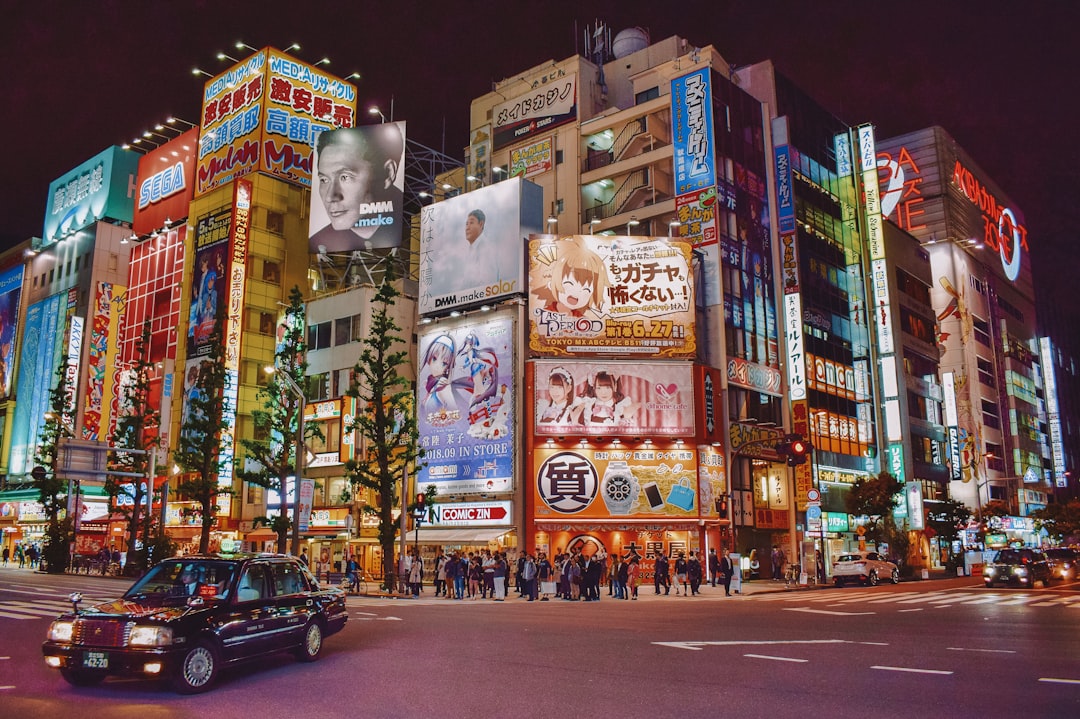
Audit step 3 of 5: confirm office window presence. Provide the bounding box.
[308,321,332,350]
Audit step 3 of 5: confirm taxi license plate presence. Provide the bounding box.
[83,651,109,669]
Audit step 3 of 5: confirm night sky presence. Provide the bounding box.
[4,1,1076,339]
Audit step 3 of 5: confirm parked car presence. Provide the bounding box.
[1044,548,1077,581]
[42,553,347,693]
[832,551,899,586]
[982,548,1052,588]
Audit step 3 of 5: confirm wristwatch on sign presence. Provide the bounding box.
[601,461,638,515]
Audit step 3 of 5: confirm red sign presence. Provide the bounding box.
[132,129,198,235]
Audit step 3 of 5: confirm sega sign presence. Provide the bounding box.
[132,128,198,235]
[138,162,186,208]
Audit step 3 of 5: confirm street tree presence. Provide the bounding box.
[106,321,164,574]
[237,286,322,554]
[172,318,231,554]
[34,361,75,573]
[846,471,908,558]
[1032,500,1080,544]
[925,498,972,565]
[343,268,423,592]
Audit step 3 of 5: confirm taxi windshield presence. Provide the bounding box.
[125,559,238,600]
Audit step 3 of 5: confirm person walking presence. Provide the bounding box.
[708,548,721,587]
[626,555,640,600]
[674,552,689,596]
[720,548,735,596]
[442,551,458,599]
[771,545,786,581]
[2,545,9,566]
[409,552,424,597]
[616,556,630,600]
[688,551,703,595]
[654,550,670,595]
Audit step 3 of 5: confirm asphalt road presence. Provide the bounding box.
[1,567,1078,718]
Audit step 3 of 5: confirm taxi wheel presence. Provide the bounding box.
[295,621,324,663]
[60,668,106,686]
[867,571,879,587]
[172,640,219,694]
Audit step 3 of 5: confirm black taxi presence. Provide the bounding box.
[42,553,347,693]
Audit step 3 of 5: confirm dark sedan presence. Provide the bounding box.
[42,553,347,693]
[982,548,1052,588]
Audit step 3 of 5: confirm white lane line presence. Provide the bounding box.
[947,647,1016,654]
[744,654,808,663]
[898,608,924,613]
[1029,596,1080,607]
[654,639,852,651]
[0,686,15,690]
[1039,677,1080,685]
[0,609,56,619]
[958,595,1014,605]
[871,666,953,675]
[858,642,890,646]
[784,607,875,616]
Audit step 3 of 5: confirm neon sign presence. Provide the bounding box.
[952,161,1028,282]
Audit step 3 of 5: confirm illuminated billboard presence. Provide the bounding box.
[81,282,124,441]
[308,122,406,253]
[418,177,543,315]
[133,128,198,235]
[509,136,553,178]
[41,146,139,248]
[10,294,64,474]
[187,208,231,360]
[492,73,577,150]
[671,68,716,195]
[876,127,1031,290]
[527,235,696,358]
[416,312,516,495]
[0,265,24,399]
[196,48,358,196]
[532,360,694,437]
[533,446,700,519]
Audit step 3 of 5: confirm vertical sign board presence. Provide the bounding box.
[11,294,63,474]
[0,265,24,400]
[671,68,716,195]
[942,372,962,481]
[1039,338,1066,487]
[82,282,124,441]
[218,177,252,517]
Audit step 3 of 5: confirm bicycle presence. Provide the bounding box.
[785,563,803,588]
[340,571,368,595]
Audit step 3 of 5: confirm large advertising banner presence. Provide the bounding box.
[187,208,231,359]
[418,177,543,315]
[533,446,700,519]
[527,235,696,358]
[509,136,553,179]
[671,68,716,196]
[308,122,406,253]
[416,313,515,494]
[196,48,358,196]
[10,294,63,474]
[492,73,577,150]
[133,129,198,235]
[533,360,694,437]
[0,265,24,398]
[41,146,139,248]
[82,282,125,441]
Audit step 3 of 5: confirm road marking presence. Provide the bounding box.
[0,686,15,690]
[1039,678,1080,685]
[946,647,1016,654]
[653,639,851,651]
[897,608,924,613]
[744,654,808,663]
[784,607,875,616]
[871,666,953,675]
[858,642,890,646]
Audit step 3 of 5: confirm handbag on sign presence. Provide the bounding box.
[666,478,696,511]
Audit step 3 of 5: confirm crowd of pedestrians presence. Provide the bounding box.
[1,542,40,568]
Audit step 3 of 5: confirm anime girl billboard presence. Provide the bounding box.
[416,313,515,495]
[527,234,696,358]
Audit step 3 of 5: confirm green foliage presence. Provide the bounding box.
[343,268,423,592]
[236,286,321,554]
[172,317,231,554]
[106,321,162,575]
[846,471,907,557]
[1032,500,1080,544]
[35,360,75,573]
[925,498,972,545]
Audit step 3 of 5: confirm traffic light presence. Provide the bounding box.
[414,493,427,519]
[786,435,813,466]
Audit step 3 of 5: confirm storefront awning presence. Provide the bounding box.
[411,528,511,545]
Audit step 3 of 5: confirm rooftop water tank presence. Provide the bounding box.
[612,27,649,58]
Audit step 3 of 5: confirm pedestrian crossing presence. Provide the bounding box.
[746,587,1080,610]
[0,594,109,621]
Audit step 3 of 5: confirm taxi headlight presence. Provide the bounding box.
[47,620,75,643]
[1012,566,1029,576]
[129,625,174,647]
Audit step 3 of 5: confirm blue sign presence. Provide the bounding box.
[775,145,795,234]
[671,68,716,195]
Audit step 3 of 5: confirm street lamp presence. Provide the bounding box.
[268,367,306,557]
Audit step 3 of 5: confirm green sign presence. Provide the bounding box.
[824,512,850,533]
